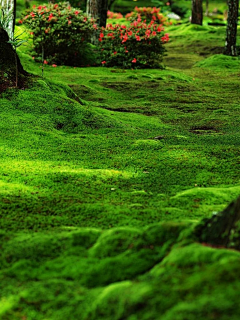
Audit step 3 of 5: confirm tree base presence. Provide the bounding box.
[194,196,240,250]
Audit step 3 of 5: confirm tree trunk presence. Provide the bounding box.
[194,195,240,250]
[0,26,27,91]
[0,0,15,38]
[98,0,108,28]
[86,0,108,27]
[191,0,203,25]
[225,0,239,56]
[205,0,209,16]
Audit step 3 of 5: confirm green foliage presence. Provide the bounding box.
[99,18,169,68]
[0,8,12,30]
[20,2,97,66]
[171,0,191,18]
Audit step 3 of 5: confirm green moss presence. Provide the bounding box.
[195,54,240,69]
[1,15,240,320]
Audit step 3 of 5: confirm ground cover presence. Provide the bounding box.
[0,15,240,320]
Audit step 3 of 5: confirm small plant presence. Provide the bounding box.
[99,17,169,69]
[20,2,98,67]
[7,31,27,87]
[125,6,169,25]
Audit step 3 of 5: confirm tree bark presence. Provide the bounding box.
[0,0,15,38]
[225,0,239,56]
[86,0,108,27]
[191,0,203,25]
[194,195,240,250]
[0,26,27,91]
[98,0,108,28]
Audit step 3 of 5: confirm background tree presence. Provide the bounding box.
[191,0,203,25]
[205,0,209,15]
[86,0,108,27]
[225,0,239,56]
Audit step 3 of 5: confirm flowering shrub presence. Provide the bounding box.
[107,10,123,19]
[99,18,169,69]
[125,7,168,25]
[20,2,98,66]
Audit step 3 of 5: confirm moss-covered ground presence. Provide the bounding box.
[1,17,240,319]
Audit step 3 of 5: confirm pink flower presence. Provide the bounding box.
[135,35,141,41]
[52,64,57,67]
[101,61,106,64]
[132,58,137,63]
[44,60,48,64]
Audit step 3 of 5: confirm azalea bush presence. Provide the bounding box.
[125,6,169,25]
[107,10,123,19]
[20,2,98,66]
[99,18,169,69]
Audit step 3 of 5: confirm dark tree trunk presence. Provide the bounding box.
[191,0,203,25]
[98,0,108,28]
[0,26,27,91]
[225,0,239,56]
[194,195,240,250]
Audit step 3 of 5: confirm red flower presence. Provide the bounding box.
[48,13,54,21]
[98,38,102,42]
[18,20,23,24]
[74,10,80,15]
[101,61,106,64]
[135,35,141,41]
[44,60,48,65]
[100,33,104,38]
[132,58,137,63]
[52,64,57,67]
[122,34,128,43]
[113,51,117,55]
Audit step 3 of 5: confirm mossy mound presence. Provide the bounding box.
[0,78,127,133]
[195,54,240,69]
[2,221,240,319]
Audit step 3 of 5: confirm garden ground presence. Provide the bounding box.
[0,20,240,319]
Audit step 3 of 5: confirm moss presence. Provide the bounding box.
[195,54,240,69]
